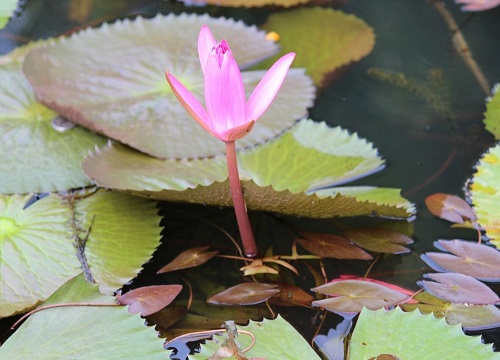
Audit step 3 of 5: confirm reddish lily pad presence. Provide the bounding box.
[418,272,500,305]
[207,283,280,306]
[343,228,413,254]
[157,246,218,273]
[296,233,372,260]
[270,283,314,307]
[311,279,411,313]
[117,285,183,317]
[425,193,476,224]
[421,239,500,282]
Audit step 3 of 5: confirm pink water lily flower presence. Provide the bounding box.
[166,25,295,142]
[455,0,500,11]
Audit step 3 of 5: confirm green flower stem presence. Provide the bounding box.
[225,141,257,258]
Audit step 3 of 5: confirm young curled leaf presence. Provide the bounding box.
[425,193,476,224]
[117,284,182,316]
[157,246,218,273]
[207,283,280,306]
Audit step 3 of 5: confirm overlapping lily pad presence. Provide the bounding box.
[83,119,413,218]
[484,84,500,138]
[261,7,375,86]
[0,48,107,194]
[0,190,161,317]
[421,239,500,281]
[0,274,166,359]
[190,315,320,360]
[350,307,496,359]
[469,143,500,247]
[23,13,314,159]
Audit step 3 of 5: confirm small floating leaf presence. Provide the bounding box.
[261,7,375,86]
[296,233,373,260]
[425,193,476,224]
[190,315,321,360]
[207,283,280,306]
[24,13,313,159]
[343,228,413,254]
[421,239,500,281]
[0,274,167,359]
[157,246,219,273]
[418,272,500,305]
[117,285,183,317]
[311,279,410,313]
[349,307,495,360]
[270,283,314,307]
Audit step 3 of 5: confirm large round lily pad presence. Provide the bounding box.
[0,48,107,195]
[23,13,314,159]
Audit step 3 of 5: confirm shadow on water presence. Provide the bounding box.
[1,0,500,357]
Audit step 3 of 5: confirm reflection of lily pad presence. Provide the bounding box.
[0,50,107,194]
[0,274,166,359]
[83,119,413,218]
[484,84,500,138]
[178,0,312,7]
[0,190,161,317]
[261,7,375,86]
[469,143,500,247]
[190,315,320,360]
[350,308,495,360]
[23,13,314,159]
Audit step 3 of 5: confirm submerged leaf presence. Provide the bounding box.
[270,283,314,307]
[350,307,496,360]
[296,233,373,260]
[158,246,219,273]
[425,193,476,224]
[207,283,280,306]
[261,7,375,86]
[418,272,500,305]
[343,228,413,254]
[0,274,167,359]
[117,285,182,316]
[311,279,410,313]
[421,239,500,281]
[24,13,313,159]
[469,143,500,247]
[190,315,321,360]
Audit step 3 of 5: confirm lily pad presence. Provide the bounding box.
[469,143,500,247]
[418,272,500,305]
[349,307,496,359]
[190,315,321,360]
[296,233,373,260]
[484,84,500,138]
[311,279,410,313]
[158,246,219,273]
[83,120,413,219]
[117,285,183,317]
[179,0,312,7]
[0,49,107,194]
[0,190,161,317]
[207,283,280,306]
[0,274,167,359]
[425,193,476,224]
[421,239,500,281]
[343,228,413,254]
[261,7,375,86]
[23,13,314,159]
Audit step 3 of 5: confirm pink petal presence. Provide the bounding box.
[165,71,212,135]
[198,25,217,74]
[204,49,246,137]
[220,120,255,142]
[245,52,295,123]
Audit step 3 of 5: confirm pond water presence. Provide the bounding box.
[1,0,500,358]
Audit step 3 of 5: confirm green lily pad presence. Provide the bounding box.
[484,84,500,138]
[0,0,19,29]
[178,0,312,7]
[0,190,161,317]
[261,7,375,86]
[83,119,413,218]
[469,143,500,247]
[0,49,107,195]
[190,315,321,360]
[350,307,496,359]
[23,13,314,159]
[0,274,167,359]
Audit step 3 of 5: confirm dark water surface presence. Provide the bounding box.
[1,0,500,357]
